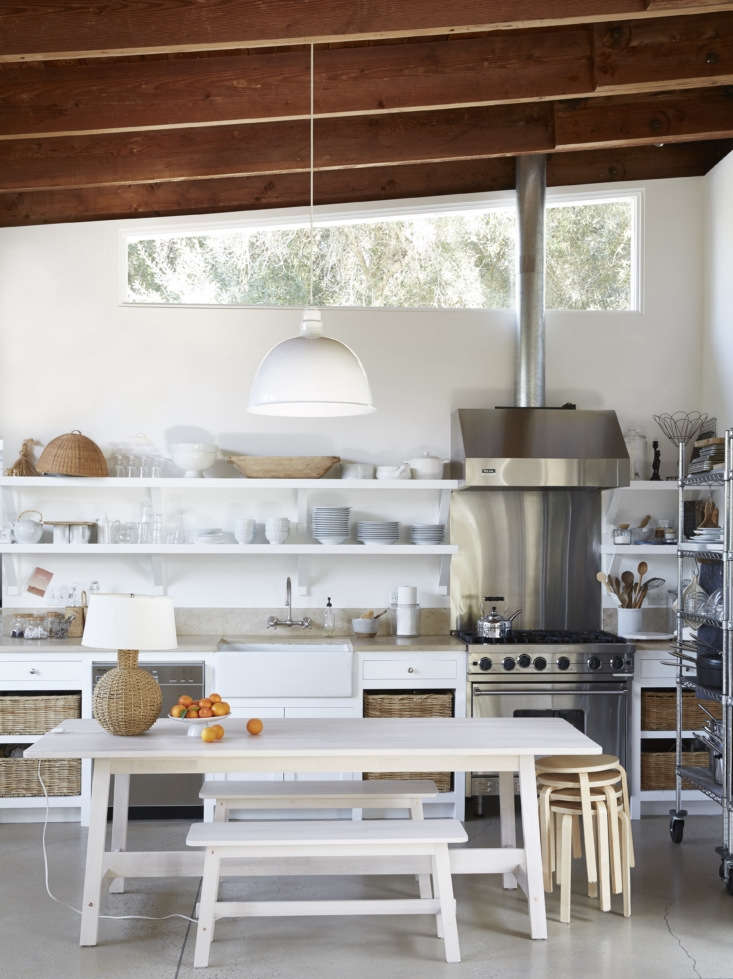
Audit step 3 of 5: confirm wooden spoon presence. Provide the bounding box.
[621,570,635,608]
[637,560,648,588]
[596,571,618,602]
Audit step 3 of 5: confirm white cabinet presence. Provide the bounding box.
[362,658,458,680]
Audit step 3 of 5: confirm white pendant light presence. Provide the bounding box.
[248,45,374,417]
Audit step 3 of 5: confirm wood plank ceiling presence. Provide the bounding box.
[1,1,732,226]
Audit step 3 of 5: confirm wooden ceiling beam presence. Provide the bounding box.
[3,1,733,63]
[3,13,733,139]
[0,142,728,228]
[1,89,730,193]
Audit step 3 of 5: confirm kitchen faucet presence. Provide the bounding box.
[266,576,312,629]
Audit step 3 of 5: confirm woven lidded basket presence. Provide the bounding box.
[38,430,108,477]
[0,693,80,735]
[641,748,709,790]
[0,756,81,797]
[229,455,340,479]
[642,689,723,731]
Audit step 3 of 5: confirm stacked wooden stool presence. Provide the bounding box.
[536,754,634,923]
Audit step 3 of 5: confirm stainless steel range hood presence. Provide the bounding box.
[451,406,630,489]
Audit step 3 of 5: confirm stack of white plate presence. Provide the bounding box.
[356,521,399,545]
[194,528,236,545]
[312,506,351,544]
[409,523,445,545]
[692,527,723,544]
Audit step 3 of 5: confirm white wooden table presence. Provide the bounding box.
[26,716,600,947]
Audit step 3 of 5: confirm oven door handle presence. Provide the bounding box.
[473,688,628,696]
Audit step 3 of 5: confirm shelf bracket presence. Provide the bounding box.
[295,555,310,597]
[150,555,166,595]
[438,555,451,596]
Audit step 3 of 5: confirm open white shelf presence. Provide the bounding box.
[0,543,457,556]
[615,481,678,491]
[601,544,677,555]
[0,476,461,491]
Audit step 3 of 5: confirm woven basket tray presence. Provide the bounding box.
[362,691,454,793]
[229,455,340,479]
[642,689,723,731]
[0,757,80,797]
[0,693,81,735]
[641,749,709,790]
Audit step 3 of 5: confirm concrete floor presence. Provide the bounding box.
[2,813,732,979]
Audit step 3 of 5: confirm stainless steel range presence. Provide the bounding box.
[461,629,634,799]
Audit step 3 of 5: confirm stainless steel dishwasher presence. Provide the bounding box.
[92,661,205,815]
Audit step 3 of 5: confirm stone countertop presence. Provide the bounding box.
[0,634,466,655]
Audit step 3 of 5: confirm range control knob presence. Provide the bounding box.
[557,656,571,671]
[517,653,532,669]
[503,656,516,671]
[611,655,625,672]
[479,656,492,672]
[588,655,602,671]
[534,656,547,671]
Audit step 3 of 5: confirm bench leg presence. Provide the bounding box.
[432,846,461,963]
[109,774,130,894]
[499,771,518,889]
[194,849,221,969]
[410,801,433,900]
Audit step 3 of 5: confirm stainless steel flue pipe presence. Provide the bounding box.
[515,154,546,407]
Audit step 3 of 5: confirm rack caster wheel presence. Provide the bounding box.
[669,817,685,844]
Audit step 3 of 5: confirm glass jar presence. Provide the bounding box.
[624,429,649,481]
[613,526,632,545]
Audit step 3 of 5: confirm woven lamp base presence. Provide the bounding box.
[93,649,162,736]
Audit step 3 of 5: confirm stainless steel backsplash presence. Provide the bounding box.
[450,488,601,632]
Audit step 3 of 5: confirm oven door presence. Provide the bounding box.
[469,680,630,793]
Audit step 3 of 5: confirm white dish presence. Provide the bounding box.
[168,712,222,737]
[171,442,217,478]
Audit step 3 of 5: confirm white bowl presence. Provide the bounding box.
[171,442,217,477]
[352,617,379,636]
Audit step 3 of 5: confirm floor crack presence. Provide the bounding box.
[664,901,702,979]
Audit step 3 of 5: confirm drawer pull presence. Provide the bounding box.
[407,667,415,674]
[29,668,40,675]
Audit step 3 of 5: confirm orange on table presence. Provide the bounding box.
[212,702,229,717]
[210,724,224,740]
[201,726,219,743]
[178,695,193,707]
[246,717,264,736]
[209,693,222,704]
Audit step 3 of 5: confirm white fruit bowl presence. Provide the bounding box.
[171,442,217,478]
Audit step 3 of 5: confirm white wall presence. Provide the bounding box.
[701,150,733,425]
[0,177,707,608]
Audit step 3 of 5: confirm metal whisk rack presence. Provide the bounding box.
[659,414,733,895]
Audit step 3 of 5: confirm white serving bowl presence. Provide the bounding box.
[171,442,217,478]
[352,617,379,636]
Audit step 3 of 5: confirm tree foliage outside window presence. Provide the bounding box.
[126,197,635,311]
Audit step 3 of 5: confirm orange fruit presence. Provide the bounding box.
[219,701,230,714]
[201,726,218,743]
[178,695,193,707]
[198,707,213,718]
[210,724,225,740]
[199,698,212,709]
[186,708,200,718]
[209,693,222,704]
[246,717,264,736]
[170,704,187,718]
[212,702,228,717]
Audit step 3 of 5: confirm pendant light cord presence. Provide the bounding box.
[308,42,315,307]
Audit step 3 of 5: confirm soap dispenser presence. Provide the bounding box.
[323,597,335,635]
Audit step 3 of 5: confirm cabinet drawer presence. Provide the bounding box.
[362,658,458,680]
[0,660,82,684]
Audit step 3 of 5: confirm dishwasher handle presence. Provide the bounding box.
[473,688,628,696]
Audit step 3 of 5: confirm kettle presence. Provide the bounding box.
[12,509,44,544]
[476,597,521,640]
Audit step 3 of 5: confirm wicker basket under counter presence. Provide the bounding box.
[0,693,81,736]
[642,689,722,731]
[0,755,81,797]
[641,744,710,790]
[362,690,454,793]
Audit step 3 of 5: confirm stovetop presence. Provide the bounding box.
[458,629,635,677]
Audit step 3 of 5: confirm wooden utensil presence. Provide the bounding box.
[596,571,617,602]
[621,570,635,609]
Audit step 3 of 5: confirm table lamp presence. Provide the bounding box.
[82,593,177,736]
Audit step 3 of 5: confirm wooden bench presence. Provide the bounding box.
[186,818,466,968]
[200,777,440,899]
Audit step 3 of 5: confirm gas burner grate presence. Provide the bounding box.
[458,629,623,646]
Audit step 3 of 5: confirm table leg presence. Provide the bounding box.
[499,771,518,889]
[80,759,111,947]
[109,774,130,894]
[518,756,547,940]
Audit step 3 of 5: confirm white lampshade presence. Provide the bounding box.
[248,308,374,417]
[82,594,177,650]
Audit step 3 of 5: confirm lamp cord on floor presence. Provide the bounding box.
[38,760,197,924]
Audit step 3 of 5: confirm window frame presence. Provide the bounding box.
[119,186,643,313]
